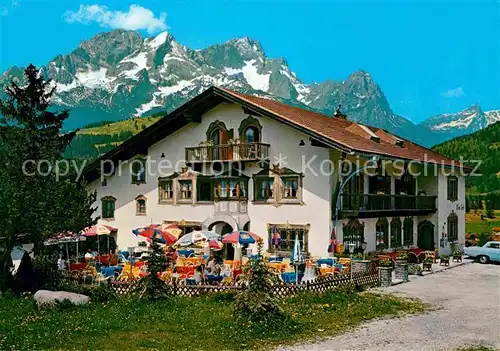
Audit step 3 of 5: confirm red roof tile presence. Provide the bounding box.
[220,88,463,168]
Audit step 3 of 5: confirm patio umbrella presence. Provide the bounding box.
[132,226,177,246]
[82,225,117,257]
[291,235,303,284]
[222,231,261,245]
[208,240,224,251]
[163,224,183,239]
[173,230,220,248]
[44,231,86,263]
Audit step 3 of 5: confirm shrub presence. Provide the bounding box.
[408,263,423,275]
[32,252,60,291]
[234,240,285,323]
[440,254,450,260]
[379,258,392,267]
[396,252,408,261]
[59,281,117,303]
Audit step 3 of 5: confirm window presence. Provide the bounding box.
[136,195,146,215]
[158,173,177,203]
[159,180,174,201]
[487,242,500,249]
[244,126,260,143]
[391,217,402,248]
[342,219,364,253]
[101,196,116,219]
[254,176,274,202]
[214,179,247,199]
[197,176,213,202]
[281,176,299,199]
[267,224,309,253]
[447,176,458,201]
[447,211,459,242]
[238,116,262,143]
[131,158,146,184]
[375,218,389,250]
[403,217,414,246]
[178,180,193,200]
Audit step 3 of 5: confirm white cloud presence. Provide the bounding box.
[441,86,466,98]
[63,4,167,34]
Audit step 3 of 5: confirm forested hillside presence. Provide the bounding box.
[432,121,500,193]
[64,115,161,160]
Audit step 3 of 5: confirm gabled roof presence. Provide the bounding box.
[83,86,465,182]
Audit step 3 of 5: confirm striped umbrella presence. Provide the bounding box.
[222,231,261,245]
[82,225,117,257]
[173,230,220,248]
[132,226,177,246]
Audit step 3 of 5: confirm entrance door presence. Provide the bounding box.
[418,220,435,251]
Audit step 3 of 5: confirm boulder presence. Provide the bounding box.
[34,290,90,308]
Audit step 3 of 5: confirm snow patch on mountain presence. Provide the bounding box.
[485,110,500,125]
[224,60,270,92]
[120,52,148,80]
[148,31,169,49]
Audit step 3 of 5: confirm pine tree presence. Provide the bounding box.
[235,239,284,323]
[0,65,97,292]
[137,238,171,300]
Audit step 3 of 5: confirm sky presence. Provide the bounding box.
[0,0,499,123]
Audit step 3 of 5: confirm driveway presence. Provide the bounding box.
[278,263,500,351]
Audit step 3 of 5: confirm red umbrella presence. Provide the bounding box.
[222,231,261,244]
[208,240,224,251]
[133,226,176,246]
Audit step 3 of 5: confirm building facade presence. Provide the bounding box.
[84,87,467,257]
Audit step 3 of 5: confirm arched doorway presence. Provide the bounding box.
[209,221,234,259]
[418,220,435,250]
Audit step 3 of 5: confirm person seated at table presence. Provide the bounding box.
[194,265,203,284]
[165,247,178,266]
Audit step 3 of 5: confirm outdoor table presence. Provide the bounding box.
[101,266,123,278]
[268,256,283,262]
[178,249,195,257]
[281,272,303,283]
[207,275,223,284]
[316,258,336,266]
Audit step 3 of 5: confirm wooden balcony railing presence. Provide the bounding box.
[185,142,270,163]
[339,193,437,214]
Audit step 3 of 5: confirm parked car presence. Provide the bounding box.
[464,241,500,264]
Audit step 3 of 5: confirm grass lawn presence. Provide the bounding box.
[465,210,500,234]
[0,292,425,350]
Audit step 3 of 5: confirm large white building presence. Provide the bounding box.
[83,87,467,257]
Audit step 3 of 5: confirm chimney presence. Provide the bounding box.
[333,104,347,120]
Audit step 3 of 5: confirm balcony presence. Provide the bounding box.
[339,193,437,218]
[185,142,270,163]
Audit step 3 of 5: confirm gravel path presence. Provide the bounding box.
[277,263,500,351]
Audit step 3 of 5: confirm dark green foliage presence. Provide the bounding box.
[32,253,60,291]
[0,65,97,292]
[235,240,285,323]
[432,122,500,193]
[64,131,133,160]
[135,239,171,300]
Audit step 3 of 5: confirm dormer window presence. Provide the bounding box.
[244,126,260,143]
[131,158,146,184]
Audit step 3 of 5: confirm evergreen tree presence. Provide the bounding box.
[0,64,97,292]
[137,238,170,300]
[235,240,284,323]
